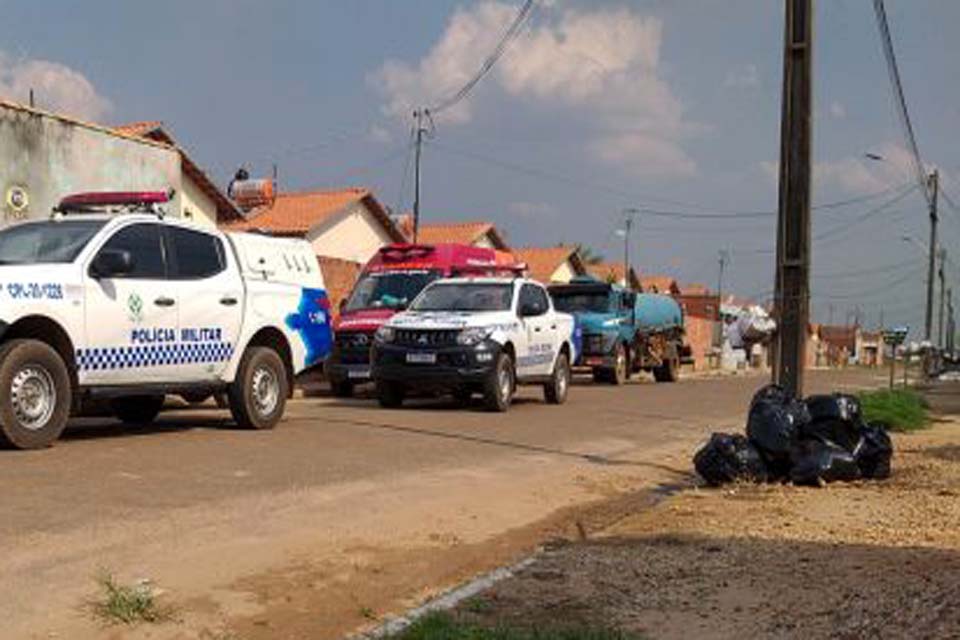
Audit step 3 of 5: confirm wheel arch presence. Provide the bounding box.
[240,327,294,397]
[1,315,78,390]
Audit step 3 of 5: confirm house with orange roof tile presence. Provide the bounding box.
[415,221,509,250]
[586,262,640,290]
[639,275,681,295]
[223,187,405,265]
[513,245,587,284]
[112,120,243,227]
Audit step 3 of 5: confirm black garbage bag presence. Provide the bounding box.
[746,387,810,461]
[854,422,893,479]
[799,418,862,452]
[789,440,862,486]
[694,433,769,486]
[805,393,863,424]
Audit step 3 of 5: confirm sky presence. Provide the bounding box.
[1,0,959,337]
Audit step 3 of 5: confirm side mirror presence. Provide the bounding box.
[91,249,135,278]
[338,298,347,314]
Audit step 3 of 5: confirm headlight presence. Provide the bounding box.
[602,318,621,327]
[375,325,396,343]
[457,327,492,346]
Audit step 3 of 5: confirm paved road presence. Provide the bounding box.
[0,369,885,639]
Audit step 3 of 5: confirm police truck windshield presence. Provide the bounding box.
[345,270,441,311]
[411,283,513,312]
[0,220,106,265]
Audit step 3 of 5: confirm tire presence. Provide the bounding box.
[376,381,405,408]
[112,395,165,425]
[483,352,515,412]
[228,347,289,430]
[330,379,354,398]
[653,347,680,383]
[544,352,571,405]
[608,343,628,385]
[0,339,72,450]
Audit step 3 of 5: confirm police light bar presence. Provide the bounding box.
[379,244,435,262]
[57,190,173,211]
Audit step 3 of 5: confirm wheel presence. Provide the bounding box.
[330,379,354,398]
[112,395,165,425]
[180,391,211,405]
[483,352,515,412]
[228,347,289,429]
[607,343,628,385]
[653,348,680,383]
[376,381,405,408]
[453,387,473,407]
[0,339,72,449]
[544,352,570,405]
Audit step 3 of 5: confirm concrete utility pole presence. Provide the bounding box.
[411,109,431,243]
[772,0,814,397]
[938,248,947,347]
[621,208,640,287]
[948,288,955,353]
[924,170,939,341]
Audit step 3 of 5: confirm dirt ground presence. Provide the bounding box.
[453,419,960,639]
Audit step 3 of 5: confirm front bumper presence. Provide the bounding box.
[577,332,618,367]
[372,339,500,390]
[328,331,375,383]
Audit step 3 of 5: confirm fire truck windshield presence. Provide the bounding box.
[344,270,441,312]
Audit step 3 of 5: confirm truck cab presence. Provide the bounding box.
[550,276,685,385]
[371,277,578,412]
[328,243,520,396]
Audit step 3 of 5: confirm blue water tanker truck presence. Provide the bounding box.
[549,276,687,384]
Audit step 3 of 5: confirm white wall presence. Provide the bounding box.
[550,260,578,283]
[307,200,395,263]
[179,174,218,228]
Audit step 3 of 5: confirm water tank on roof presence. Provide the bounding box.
[229,179,275,211]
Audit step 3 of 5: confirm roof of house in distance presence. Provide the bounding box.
[513,245,583,283]
[415,221,509,250]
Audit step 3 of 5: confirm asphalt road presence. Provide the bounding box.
[0,368,886,639]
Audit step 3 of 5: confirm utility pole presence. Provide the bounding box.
[622,208,640,287]
[947,288,954,353]
[717,250,729,304]
[411,109,430,243]
[771,0,813,397]
[938,248,946,348]
[924,170,939,342]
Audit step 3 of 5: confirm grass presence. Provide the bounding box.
[859,388,931,432]
[386,612,641,640]
[91,571,172,625]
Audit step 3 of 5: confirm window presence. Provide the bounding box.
[167,227,225,279]
[410,282,513,312]
[0,220,105,264]
[96,224,166,278]
[519,284,549,316]
[346,270,441,311]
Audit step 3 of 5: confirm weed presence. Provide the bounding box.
[463,596,495,614]
[360,606,378,621]
[91,571,172,625]
[859,388,930,432]
[387,611,641,640]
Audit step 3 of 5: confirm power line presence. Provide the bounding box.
[872,0,932,206]
[812,257,919,280]
[430,0,537,114]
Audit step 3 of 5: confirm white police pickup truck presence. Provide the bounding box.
[0,191,332,449]
[371,277,579,411]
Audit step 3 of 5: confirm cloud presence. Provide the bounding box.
[723,63,759,89]
[829,101,846,119]
[759,142,917,194]
[0,52,111,121]
[372,2,698,178]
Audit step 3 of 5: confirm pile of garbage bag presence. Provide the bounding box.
[694,384,893,487]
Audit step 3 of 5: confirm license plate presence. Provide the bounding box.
[585,357,603,366]
[406,352,436,364]
[347,367,370,379]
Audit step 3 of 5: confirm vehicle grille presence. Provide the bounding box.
[582,333,610,355]
[394,329,460,347]
[335,331,374,364]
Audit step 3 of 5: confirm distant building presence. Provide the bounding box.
[818,324,859,367]
[513,245,587,283]
[676,287,720,371]
[587,262,640,290]
[415,221,509,250]
[640,275,681,295]
[112,121,243,227]
[224,187,405,265]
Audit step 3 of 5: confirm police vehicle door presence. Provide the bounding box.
[82,222,179,384]
[517,283,554,376]
[164,226,243,380]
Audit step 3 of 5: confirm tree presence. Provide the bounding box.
[576,244,604,265]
